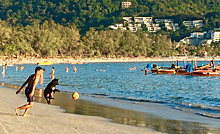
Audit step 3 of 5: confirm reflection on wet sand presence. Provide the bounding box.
[2,83,220,134]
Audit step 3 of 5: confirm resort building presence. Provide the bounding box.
[183,20,204,29]
[179,32,207,46]
[190,32,206,39]
[211,31,220,43]
[164,22,179,31]
[155,19,179,31]
[155,19,174,23]
[121,1,132,9]
[134,17,153,24]
[123,17,133,24]
[112,17,162,33]
[147,24,161,33]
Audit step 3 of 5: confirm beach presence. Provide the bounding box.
[0,86,159,134]
[1,56,219,65]
[1,83,220,134]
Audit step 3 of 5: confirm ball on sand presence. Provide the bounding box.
[72,92,79,100]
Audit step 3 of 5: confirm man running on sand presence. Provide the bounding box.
[15,67,44,116]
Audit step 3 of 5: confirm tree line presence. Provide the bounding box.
[0,19,219,58]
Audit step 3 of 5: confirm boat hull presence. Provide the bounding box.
[175,69,190,75]
[190,71,220,76]
[151,69,176,74]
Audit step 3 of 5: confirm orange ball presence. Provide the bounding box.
[72,92,79,100]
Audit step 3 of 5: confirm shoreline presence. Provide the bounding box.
[1,56,219,65]
[0,86,159,134]
[1,83,220,134]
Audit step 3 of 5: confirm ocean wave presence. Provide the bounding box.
[178,102,220,112]
[196,113,220,119]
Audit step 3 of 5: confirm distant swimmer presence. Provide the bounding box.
[73,66,77,73]
[128,66,136,70]
[144,68,148,75]
[19,66,24,71]
[50,67,55,80]
[15,66,18,71]
[65,66,69,73]
[40,68,45,84]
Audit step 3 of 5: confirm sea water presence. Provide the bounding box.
[1,61,220,118]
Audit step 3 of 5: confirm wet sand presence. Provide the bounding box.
[0,86,160,134]
[1,83,220,134]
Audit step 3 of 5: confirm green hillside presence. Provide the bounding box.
[0,0,220,32]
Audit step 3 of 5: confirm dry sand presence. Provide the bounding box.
[1,56,219,65]
[0,87,160,134]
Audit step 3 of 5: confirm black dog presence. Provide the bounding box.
[44,79,60,104]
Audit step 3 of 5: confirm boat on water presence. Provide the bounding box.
[148,59,220,77]
[190,70,220,76]
[150,63,180,75]
[175,69,190,75]
[151,68,176,74]
[190,59,220,76]
[37,61,53,65]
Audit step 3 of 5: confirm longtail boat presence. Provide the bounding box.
[151,68,176,74]
[190,70,220,76]
[175,69,190,75]
[148,59,220,76]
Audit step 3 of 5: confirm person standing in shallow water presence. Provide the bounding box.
[73,66,77,73]
[65,66,68,73]
[40,68,45,84]
[1,65,5,78]
[15,67,44,116]
[50,67,55,80]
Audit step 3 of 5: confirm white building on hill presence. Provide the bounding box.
[121,1,132,9]
[183,20,203,29]
[211,31,220,43]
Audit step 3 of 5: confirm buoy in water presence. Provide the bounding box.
[72,92,79,100]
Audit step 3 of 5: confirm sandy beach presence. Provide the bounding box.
[1,56,219,65]
[0,86,159,134]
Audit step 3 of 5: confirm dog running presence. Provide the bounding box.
[44,79,60,104]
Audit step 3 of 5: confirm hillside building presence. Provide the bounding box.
[183,20,203,29]
[211,31,220,43]
[134,17,153,24]
[155,19,179,31]
[123,17,133,24]
[121,1,132,9]
[155,19,174,23]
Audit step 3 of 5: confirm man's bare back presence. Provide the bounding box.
[26,74,37,89]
